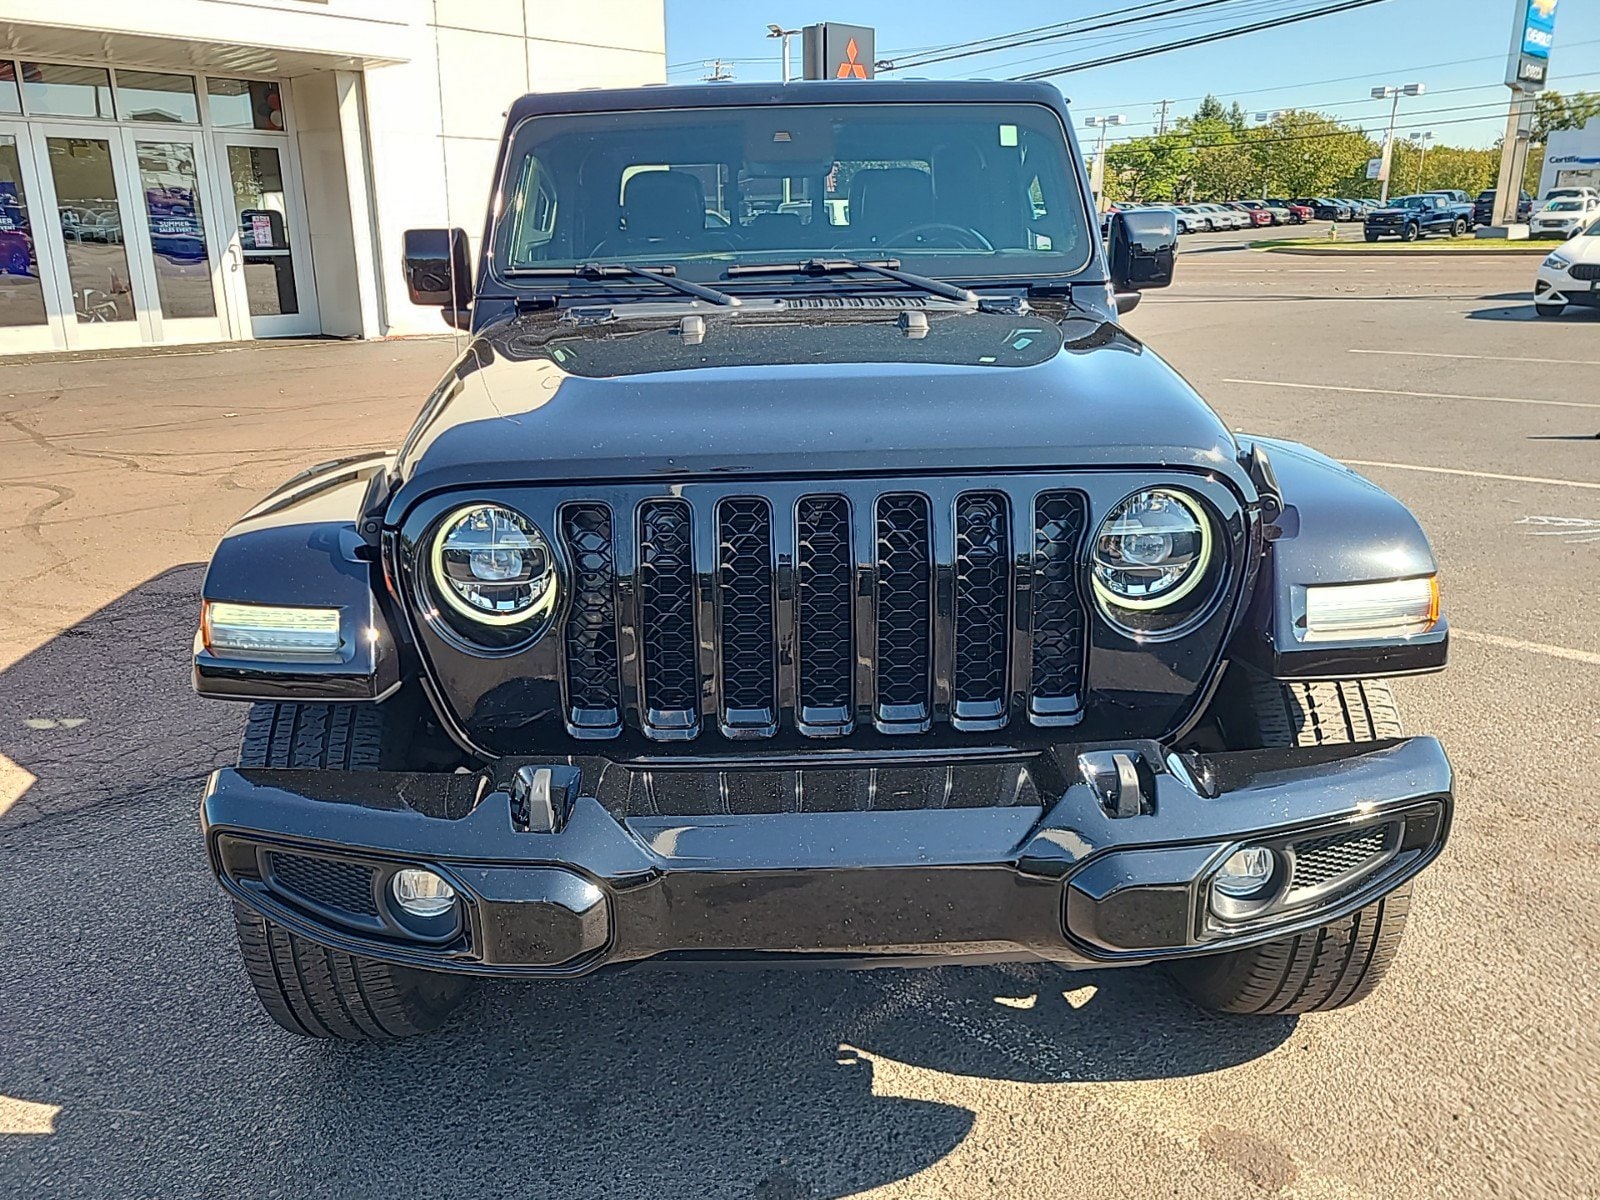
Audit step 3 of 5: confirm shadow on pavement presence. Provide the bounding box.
[0,572,1294,1200]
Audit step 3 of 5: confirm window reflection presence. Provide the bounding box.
[0,134,47,328]
[138,142,215,319]
[226,144,298,315]
[207,78,285,131]
[116,70,200,124]
[22,63,114,119]
[46,137,135,323]
[0,62,20,115]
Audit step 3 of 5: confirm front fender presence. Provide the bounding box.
[194,454,404,702]
[1229,438,1447,680]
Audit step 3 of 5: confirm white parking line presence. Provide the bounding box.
[1343,459,1600,490]
[1224,377,1600,410]
[1453,630,1600,667]
[1350,348,1600,367]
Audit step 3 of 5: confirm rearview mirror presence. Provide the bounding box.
[1108,209,1177,293]
[403,227,472,327]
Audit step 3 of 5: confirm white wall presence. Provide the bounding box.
[1540,122,1600,198]
[366,0,667,336]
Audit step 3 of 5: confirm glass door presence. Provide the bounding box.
[121,132,228,343]
[212,132,318,337]
[27,121,154,349]
[0,120,60,353]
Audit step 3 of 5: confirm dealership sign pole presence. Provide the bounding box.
[1489,0,1558,231]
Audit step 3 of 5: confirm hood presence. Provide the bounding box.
[388,305,1242,514]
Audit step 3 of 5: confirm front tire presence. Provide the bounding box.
[229,701,472,1040]
[1452,218,1466,236]
[1172,679,1413,1016]
[1364,231,1380,242]
[1535,300,1566,318]
[1401,222,1419,242]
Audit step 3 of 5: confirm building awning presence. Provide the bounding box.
[0,19,407,77]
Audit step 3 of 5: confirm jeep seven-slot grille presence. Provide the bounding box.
[558,484,1089,741]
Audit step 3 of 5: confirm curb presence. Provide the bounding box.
[1252,242,1551,256]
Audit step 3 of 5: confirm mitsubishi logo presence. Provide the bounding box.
[836,37,868,79]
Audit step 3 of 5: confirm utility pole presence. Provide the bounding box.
[702,59,735,82]
[1489,0,1559,232]
[1154,98,1174,136]
[1083,114,1127,206]
[1370,83,1425,204]
[767,24,800,83]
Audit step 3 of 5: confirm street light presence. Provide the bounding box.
[1410,131,1434,192]
[767,24,801,83]
[1370,83,1425,204]
[1083,114,1127,206]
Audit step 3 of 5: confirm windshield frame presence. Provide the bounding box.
[481,99,1102,298]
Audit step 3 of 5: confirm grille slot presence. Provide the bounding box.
[874,493,933,732]
[1291,826,1389,890]
[269,853,378,917]
[795,495,854,733]
[637,498,700,738]
[1030,491,1088,721]
[717,498,777,735]
[559,503,621,735]
[1569,263,1600,281]
[953,492,1011,726]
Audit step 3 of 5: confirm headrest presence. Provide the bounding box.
[622,170,706,241]
[849,167,934,235]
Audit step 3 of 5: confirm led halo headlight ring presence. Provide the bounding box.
[428,503,558,628]
[1091,487,1215,614]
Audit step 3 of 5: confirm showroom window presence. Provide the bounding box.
[20,62,115,119]
[0,62,19,114]
[115,70,201,124]
[206,78,285,131]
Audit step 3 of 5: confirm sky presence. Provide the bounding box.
[664,0,1600,150]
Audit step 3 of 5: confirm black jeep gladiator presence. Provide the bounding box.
[195,80,1452,1041]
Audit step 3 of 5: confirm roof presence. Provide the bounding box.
[504,78,1070,124]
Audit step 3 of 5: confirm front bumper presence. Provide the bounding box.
[1536,267,1600,307]
[203,738,1452,977]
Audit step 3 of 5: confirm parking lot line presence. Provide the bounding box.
[1452,630,1600,667]
[1342,459,1600,491]
[1223,378,1600,410]
[1350,349,1600,367]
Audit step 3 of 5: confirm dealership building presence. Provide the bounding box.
[0,1,665,355]
[1539,121,1600,198]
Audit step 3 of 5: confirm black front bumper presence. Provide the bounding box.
[202,738,1452,977]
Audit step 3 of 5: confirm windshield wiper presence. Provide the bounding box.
[725,257,977,305]
[504,262,737,306]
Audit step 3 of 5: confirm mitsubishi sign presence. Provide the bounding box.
[803,23,875,80]
[1506,0,1558,92]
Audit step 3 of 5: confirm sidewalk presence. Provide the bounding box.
[0,336,455,670]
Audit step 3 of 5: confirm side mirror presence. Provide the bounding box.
[1108,209,1177,295]
[403,227,472,327]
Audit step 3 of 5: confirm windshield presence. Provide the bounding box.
[491,102,1092,287]
[1546,200,1583,212]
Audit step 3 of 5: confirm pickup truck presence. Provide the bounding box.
[1421,191,1475,230]
[1364,194,1468,242]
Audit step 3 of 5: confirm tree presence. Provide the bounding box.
[1250,110,1375,198]
[1105,132,1193,202]
[1177,114,1256,201]
[1533,90,1600,142]
[1193,94,1227,123]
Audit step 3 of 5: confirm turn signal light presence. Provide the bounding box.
[202,601,342,656]
[1301,576,1438,642]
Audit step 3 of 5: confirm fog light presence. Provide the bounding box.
[1213,846,1277,899]
[392,868,456,918]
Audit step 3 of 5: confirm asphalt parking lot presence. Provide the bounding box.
[2,241,1597,1199]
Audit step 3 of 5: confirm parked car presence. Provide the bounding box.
[192,78,1453,1042]
[1473,189,1534,225]
[1418,191,1475,230]
[1198,203,1245,230]
[1533,214,1600,316]
[1541,187,1599,205]
[1267,199,1312,224]
[1235,200,1284,226]
[1174,204,1215,232]
[1530,195,1600,240]
[1227,201,1273,227]
[1293,197,1350,222]
[1364,194,1469,241]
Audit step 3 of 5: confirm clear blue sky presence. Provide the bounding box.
[664,0,1600,149]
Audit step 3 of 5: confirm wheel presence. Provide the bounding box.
[1364,231,1379,242]
[228,701,472,1040]
[1172,679,1414,1016]
[1400,223,1419,242]
[1535,301,1566,318]
[1452,218,1466,236]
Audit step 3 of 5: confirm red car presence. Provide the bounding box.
[1228,202,1274,227]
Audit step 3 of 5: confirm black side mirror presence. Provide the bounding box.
[403,227,472,327]
[1109,209,1177,295]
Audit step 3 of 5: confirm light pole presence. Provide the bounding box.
[1254,112,1284,198]
[1370,83,1425,204]
[1410,131,1434,192]
[767,24,800,83]
[1083,114,1127,206]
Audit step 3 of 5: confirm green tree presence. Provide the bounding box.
[1193,94,1227,123]
[1177,114,1256,200]
[1105,132,1193,202]
[1251,110,1375,198]
[1533,90,1600,142]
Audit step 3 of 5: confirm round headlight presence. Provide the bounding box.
[430,504,557,626]
[1092,489,1213,610]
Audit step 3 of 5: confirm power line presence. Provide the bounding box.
[1012,0,1397,80]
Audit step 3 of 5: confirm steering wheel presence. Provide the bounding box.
[880,223,994,251]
